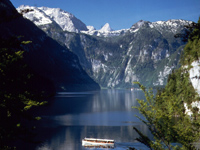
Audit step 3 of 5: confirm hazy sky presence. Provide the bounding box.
[11,0,200,30]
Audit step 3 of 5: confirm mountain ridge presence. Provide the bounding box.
[17,5,192,37]
[17,5,192,88]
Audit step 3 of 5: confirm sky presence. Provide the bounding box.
[11,0,200,30]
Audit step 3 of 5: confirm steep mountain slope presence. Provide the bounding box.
[64,22,186,88]
[18,5,191,88]
[1,1,100,91]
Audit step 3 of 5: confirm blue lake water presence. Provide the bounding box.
[23,89,152,150]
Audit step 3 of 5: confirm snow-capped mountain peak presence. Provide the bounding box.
[99,23,114,32]
[17,5,88,33]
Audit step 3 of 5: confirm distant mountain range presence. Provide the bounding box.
[17,5,128,37]
[0,1,100,92]
[17,5,192,88]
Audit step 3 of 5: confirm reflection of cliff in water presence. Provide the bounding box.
[90,89,145,112]
[37,89,145,116]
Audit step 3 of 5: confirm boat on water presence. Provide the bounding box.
[82,138,114,148]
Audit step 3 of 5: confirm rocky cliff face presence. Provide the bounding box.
[65,21,186,88]
[18,5,192,88]
[1,1,100,91]
[189,61,200,95]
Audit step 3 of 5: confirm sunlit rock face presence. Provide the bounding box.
[189,61,200,95]
[18,5,192,88]
[183,61,200,116]
[184,102,200,116]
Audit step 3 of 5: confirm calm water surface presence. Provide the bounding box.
[26,89,152,150]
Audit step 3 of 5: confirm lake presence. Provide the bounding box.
[21,89,152,150]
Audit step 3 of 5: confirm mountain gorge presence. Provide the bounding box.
[0,1,100,92]
[17,5,192,88]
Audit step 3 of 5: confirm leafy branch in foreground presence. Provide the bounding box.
[0,37,47,150]
[133,79,200,150]
[133,82,180,150]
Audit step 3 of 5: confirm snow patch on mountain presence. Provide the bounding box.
[39,7,88,32]
[17,5,53,26]
[87,26,96,31]
[149,19,192,33]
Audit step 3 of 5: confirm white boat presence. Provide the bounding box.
[82,138,114,148]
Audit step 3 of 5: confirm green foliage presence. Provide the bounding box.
[21,41,32,45]
[0,37,47,149]
[133,82,200,150]
[181,18,200,66]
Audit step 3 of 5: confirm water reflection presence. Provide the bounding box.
[30,89,151,150]
[53,89,145,114]
[39,89,146,126]
[91,89,140,112]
